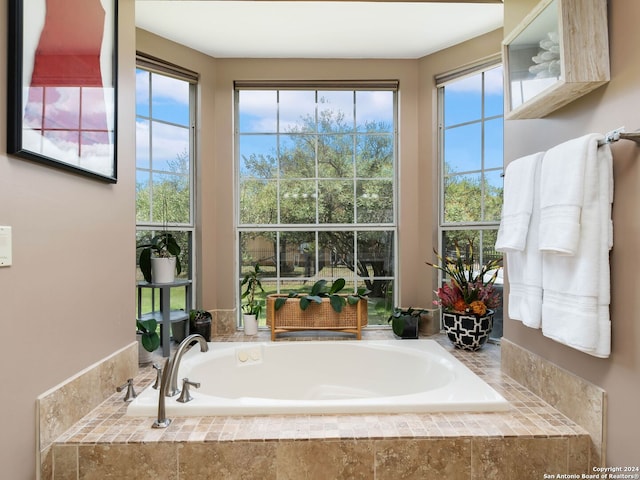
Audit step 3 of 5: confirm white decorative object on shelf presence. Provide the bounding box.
[503,0,610,119]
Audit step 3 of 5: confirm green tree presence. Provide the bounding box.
[239,102,394,299]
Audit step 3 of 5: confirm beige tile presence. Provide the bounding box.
[52,445,77,480]
[501,339,605,466]
[40,445,53,480]
[213,310,237,337]
[568,435,591,474]
[39,343,137,451]
[375,438,471,480]
[471,437,568,480]
[276,440,374,480]
[78,444,177,480]
[178,441,277,479]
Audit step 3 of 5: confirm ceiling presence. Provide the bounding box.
[135,1,504,59]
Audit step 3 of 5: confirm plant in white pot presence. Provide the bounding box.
[136,318,160,364]
[240,263,264,336]
[137,197,182,284]
[137,231,182,283]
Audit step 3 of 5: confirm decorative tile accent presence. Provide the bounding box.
[49,332,595,479]
[501,339,606,467]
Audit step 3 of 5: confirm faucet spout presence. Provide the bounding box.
[166,334,209,397]
[152,334,208,429]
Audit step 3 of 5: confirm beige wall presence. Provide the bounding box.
[0,1,136,479]
[503,0,640,465]
[418,29,505,300]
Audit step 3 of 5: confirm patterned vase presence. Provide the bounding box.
[442,310,494,351]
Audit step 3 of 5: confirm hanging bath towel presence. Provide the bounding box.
[539,134,613,358]
[496,152,544,328]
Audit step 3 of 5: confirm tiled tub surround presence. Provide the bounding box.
[38,342,139,479]
[45,331,596,480]
[501,339,606,467]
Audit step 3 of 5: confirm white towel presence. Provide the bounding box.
[541,142,613,358]
[495,153,543,252]
[496,152,544,328]
[539,134,602,255]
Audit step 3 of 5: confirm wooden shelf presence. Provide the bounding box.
[503,0,610,119]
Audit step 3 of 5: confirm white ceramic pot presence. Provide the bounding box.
[243,314,258,336]
[137,333,154,364]
[150,257,176,283]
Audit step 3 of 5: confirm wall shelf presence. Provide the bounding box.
[503,0,610,120]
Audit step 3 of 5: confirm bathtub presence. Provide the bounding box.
[126,339,509,416]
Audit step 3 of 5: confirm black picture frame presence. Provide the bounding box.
[7,0,118,183]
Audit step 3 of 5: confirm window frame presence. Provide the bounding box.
[135,56,198,310]
[436,59,504,337]
[235,83,399,328]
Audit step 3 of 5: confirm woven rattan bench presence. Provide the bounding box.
[266,294,368,340]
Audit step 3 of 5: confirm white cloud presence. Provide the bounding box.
[447,66,504,95]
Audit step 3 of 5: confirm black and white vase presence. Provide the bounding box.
[442,310,494,351]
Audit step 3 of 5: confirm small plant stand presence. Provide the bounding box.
[137,279,192,357]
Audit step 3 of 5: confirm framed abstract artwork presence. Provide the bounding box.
[7,0,118,183]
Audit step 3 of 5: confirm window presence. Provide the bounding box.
[236,84,398,326]
[135,57,197,314]
[437,63,504,338]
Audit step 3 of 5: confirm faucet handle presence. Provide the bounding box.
[176,378,200,403]
[152,363,163,389]
[116,378,137,402]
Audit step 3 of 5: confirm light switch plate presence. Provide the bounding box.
[0,226,12,267]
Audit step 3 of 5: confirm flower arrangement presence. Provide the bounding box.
[426,241,502,316]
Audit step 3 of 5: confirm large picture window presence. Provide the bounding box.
[437,62,504,338]
[236,84,398,326]
[135,57,197,314]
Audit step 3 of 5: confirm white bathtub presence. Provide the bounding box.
[126,339,509,416]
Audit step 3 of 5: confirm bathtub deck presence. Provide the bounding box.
[49,332,593,479]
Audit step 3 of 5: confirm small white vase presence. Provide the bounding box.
[244,314,258,336]
[151,257,176,283]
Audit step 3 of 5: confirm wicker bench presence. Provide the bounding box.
[266,294,368,340]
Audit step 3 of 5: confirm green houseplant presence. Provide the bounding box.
[240,264,264,335]
[137,197,182,283]
[273,278,369,313]
[426,240,502,350]
[189,309,212,341]
[388,307,430,339]
[137,231,182,283]
[136,318,160,363]
[267,278,370,340]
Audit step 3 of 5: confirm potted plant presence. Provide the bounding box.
[137,231,182,284]
[387,307,429,339]
[136,318,160,364]
[266,278,369,340]
[189,309,212,341]
[426,241,502,351]
[240,263,264,335]
[137,198,182,284]
[273,278,368,312]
